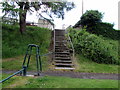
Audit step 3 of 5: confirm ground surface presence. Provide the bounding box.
[1,73,119,88]
[1,70,119,80]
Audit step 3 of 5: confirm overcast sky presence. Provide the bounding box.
[0,0,119,29]
[53,0,119,29]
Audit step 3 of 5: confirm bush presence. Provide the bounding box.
[73,10,103,28]
[87,22,120,40]
[68,28,119,65]
[80,10,103,27]
[2,24,51,58]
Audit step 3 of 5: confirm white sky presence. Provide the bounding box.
[53,0,119,29]
[0,0,119,29]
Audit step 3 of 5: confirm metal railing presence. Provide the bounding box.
[65,30,75,59]
[53,29,56,60]
[0,44,53,83]
[0,68,25,83]
[22,44,42,76]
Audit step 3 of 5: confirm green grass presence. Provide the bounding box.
[2,24,52,71]
[2,54,119,74]
[2,24,51,58]
[2,75,118,88]
[75,54,119,74]
[2,55,50,71]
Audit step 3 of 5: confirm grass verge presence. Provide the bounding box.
[2,55,50,71]
[1,74,118,88]
[75,54,119,74]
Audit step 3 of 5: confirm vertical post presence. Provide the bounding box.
[53,29,55,60]
[36,46,40,76]
[22,46,30,66]
[23,66,27,76]
[38,46,42,72]
[27,46,32,67]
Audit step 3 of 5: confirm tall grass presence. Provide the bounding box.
[68,28,119,65]
[2,24,51,58]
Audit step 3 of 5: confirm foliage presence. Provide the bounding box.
[87,22,120,40]
[68,28,119,65]
[73,10,120,40]
[1,1,75,19]
[1,1,75,33]
[2,24,51,58]
[2,75,118,88]
[74,10,103,28]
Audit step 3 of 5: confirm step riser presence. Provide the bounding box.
[55,55,70,58]
[55,50,69,52]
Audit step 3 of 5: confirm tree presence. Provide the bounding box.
[73,10,103,28]
[1,1,75,34]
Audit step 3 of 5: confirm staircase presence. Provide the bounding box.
[53,29,75,70]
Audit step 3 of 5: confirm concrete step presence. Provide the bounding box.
[55,49,69,51]
[55,48,68,50]
[55,57,71,60]
[55,40,67,43]
[54,60,72,63]
[55,37,65,41]
[54,63,74,67]
[55,52,70,55]
[55,67,75,70]
[55,44,67,46]
[55,47,68,49]
[55,44,66,46]
[55,54,70,57]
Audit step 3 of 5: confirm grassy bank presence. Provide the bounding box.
[75,54,118,74]
[2,24,52,71]
[2,74,118,88]
[2,55,50,71]
[2,24,51,58]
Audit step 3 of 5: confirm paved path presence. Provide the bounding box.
[1,70,119,80]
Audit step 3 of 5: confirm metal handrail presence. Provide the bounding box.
[53,29,55,60]
[0,44,53,83]
[0,51,53,83]
[65,30,75,59]
[0,68,25,83]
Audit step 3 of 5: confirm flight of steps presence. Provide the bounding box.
[54,29,75,70]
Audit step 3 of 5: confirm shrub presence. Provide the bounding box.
[73,10,103,28]
[68,28,119,65]
[87,22,120,40]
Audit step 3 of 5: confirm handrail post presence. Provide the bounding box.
[65,30,75,60]
[23,66,27,76]
[53,29,55,60]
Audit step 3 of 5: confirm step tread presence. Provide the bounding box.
[55,59,71,60]
[55,67,75,70]
[54,60,72,63]
[54,63,74,66]
[55,57,71,59]
[55,40,67,43]
[55,52,70,54]
[55,56,70,58]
